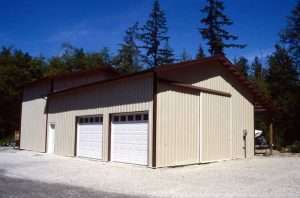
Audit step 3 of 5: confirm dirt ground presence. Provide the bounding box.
[0,147,300,198]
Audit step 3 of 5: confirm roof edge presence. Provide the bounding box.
[38,55,274,112]
[23,64,120,88]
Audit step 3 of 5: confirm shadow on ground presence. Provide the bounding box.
[0,171,145,198]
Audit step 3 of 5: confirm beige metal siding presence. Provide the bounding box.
[156,63,254,165]
[20,81,51,152]
[48,74,154,166]
[201,93,231,162]
[156,83,200,167]
[231,90,254,159]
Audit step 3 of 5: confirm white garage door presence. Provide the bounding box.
[111,113,149,165]
[77,116,103,159]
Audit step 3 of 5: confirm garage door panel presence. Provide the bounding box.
[201,93,231,162]
[111,113,148,165]
[112,136,147,144]
[113,144,148,151]
[78,135,102,142]
[77,116,103,160]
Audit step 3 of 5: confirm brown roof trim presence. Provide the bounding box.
[159,78,232,97]
[48,69,154,96]
[155,55,274,111]
[45,55,274,112]
[154,55,225,73]
[216,56,275,112]
[24,65,120,87]
[152,72,158,168]
[53,65,120,80]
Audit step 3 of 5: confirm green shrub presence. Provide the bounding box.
[0,137,13,146]
[288,141,300,153]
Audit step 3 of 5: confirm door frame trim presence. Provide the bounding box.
[109,111,150,166]
[75,114,104,160]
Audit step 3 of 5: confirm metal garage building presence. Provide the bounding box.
[20,56,271,168]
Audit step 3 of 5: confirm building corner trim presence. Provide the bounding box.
[152,72,157,168]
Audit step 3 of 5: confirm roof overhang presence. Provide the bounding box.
[23,64,120,88]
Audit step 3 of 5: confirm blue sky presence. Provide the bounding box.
[0,0,297,62]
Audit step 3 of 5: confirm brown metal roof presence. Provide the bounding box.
[24,65,120,87]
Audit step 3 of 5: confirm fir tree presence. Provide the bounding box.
[200,0,246,55]
[140,0,170,67]
[280,1,300,70]
[251,56,263,80]
[267,45,298,97]
[249,56,269,97]
[160,38,175,64]
[98,47,112,65]
[266,45,299,145]
[47,44,112,76]
[234,56,249,77]
[196,45,206,59]
[114,23,142,73]
[0,47,45,139]
[179,49,192,62]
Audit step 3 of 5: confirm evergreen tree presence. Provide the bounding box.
[251,56,263,80]
[160,38,175,64]
[0,47,45,140]
[196,45,206,59]
[140,0,170,67]
[200,0,246,55]
[47,57,67,76]
[234,56,249,77]
[280,1,300,70]
[266,45,299,145]
[98,47,112,65]
[250,56,269,98]
[46,44,111,76]
[179,49,192,62]
[114,23,142,73]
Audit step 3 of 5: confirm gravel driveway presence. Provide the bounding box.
[0,148,300,198]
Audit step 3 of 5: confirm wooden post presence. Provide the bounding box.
[269,121,273,155]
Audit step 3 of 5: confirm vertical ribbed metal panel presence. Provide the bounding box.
[201,93,231,162]
[157,64,255,165]
[230,81,255,159]
[20,81,51,152]
[21,62,255,168]
[156,83,199,167]
[47,75,153,165]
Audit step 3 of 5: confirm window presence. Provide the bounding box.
[78,116,102,124]
[128,115,134,121]
[135,114,142,121]
[79,118,84,124]
[143,114,148,121]
[113,116,119,122]
[89,117,94,123]
[120,116,126,122]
